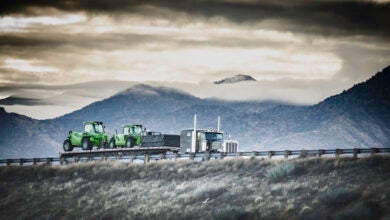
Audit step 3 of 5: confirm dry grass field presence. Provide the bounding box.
[1,156,390,220]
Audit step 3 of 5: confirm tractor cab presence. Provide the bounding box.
[84,121,105,134]
[123,124,143,136]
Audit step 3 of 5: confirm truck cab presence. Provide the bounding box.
[180,129,224,153]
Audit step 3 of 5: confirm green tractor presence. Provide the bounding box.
[109,124,143,148]
[63,121,109,152]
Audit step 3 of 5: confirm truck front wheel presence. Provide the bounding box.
[63,139,73,152]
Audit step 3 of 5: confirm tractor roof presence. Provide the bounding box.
[84,121,104,125]
[122,124,142,128]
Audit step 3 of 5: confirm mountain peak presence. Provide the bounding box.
[214,74,256,84]
[118,84,196,98]
[120,84,160,96]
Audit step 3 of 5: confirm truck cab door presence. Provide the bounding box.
[197,132,207,152]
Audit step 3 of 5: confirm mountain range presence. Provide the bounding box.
[0,66,389,158]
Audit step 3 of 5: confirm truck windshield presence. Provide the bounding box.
[205,132,223,141]
[94,124,104,133]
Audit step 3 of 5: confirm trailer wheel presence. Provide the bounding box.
[63,139,73,152]
[82,137,92,150]
[109,138,116,149]
[125,138,134,148]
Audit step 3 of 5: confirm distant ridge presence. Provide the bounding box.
[214,74,256,84]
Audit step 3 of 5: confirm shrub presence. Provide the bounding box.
[214,205,248,220]
[264,163,296,182]
[335,201,381,220]
[318,187,360,208]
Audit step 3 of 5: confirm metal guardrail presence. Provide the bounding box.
[0,148,389,166]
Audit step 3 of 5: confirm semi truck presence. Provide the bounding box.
[62,115,238,153]
[179,115,238,153]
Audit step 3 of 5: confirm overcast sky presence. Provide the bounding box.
[0,0,389,119]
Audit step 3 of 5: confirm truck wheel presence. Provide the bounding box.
[82,137,92,150]
[109,138,116,149]
[63,139,73,152]
[125,138,134,148]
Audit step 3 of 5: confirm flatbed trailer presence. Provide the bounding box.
[59,147,180,162]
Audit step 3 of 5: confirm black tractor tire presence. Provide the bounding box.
[82,137,92,150]
[125,138,135,148]
[63,139,73,152]
[109,138,116,149]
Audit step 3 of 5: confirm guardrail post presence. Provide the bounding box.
[220,152,225,160]
[353,148,360,159]
[73,156,79,163]
[268,151,274,159]
[6,159,12,166]
[204,152,210,161]
[46,158,52,165]
[19,158,25,166]
[130,154,135,163]
[335,149,343,158]
[318,149,325,157]
[174,152,180,160]
[235,152,243,158]
[33,158,39,165]
[59,157,65,165]
[252,151,259,159]
[159,153,165,160]
[87,156,93,162]
[300,150,308,158]
[371,148,379,156]
[102,155,108,161]
[370,148,377,156]
[284,150,291,159]
[144,154,150,164]
[116,155,122,160]
[189,153,195,160]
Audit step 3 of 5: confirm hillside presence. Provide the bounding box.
[0,66,389,158]
[0,108,58,158]
[1,156,389,219]
[235,66,390,149]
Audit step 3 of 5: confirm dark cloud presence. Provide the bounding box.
[0,32,290,54]
[0,96,49,105]
[1,0,389,39]
[0,67,43,82]
[0,33,160,50]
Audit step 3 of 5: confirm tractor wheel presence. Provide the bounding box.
[109,138,116,149]
[82,137,92,151]
[125,138,134,148]
[63,139,73,152]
